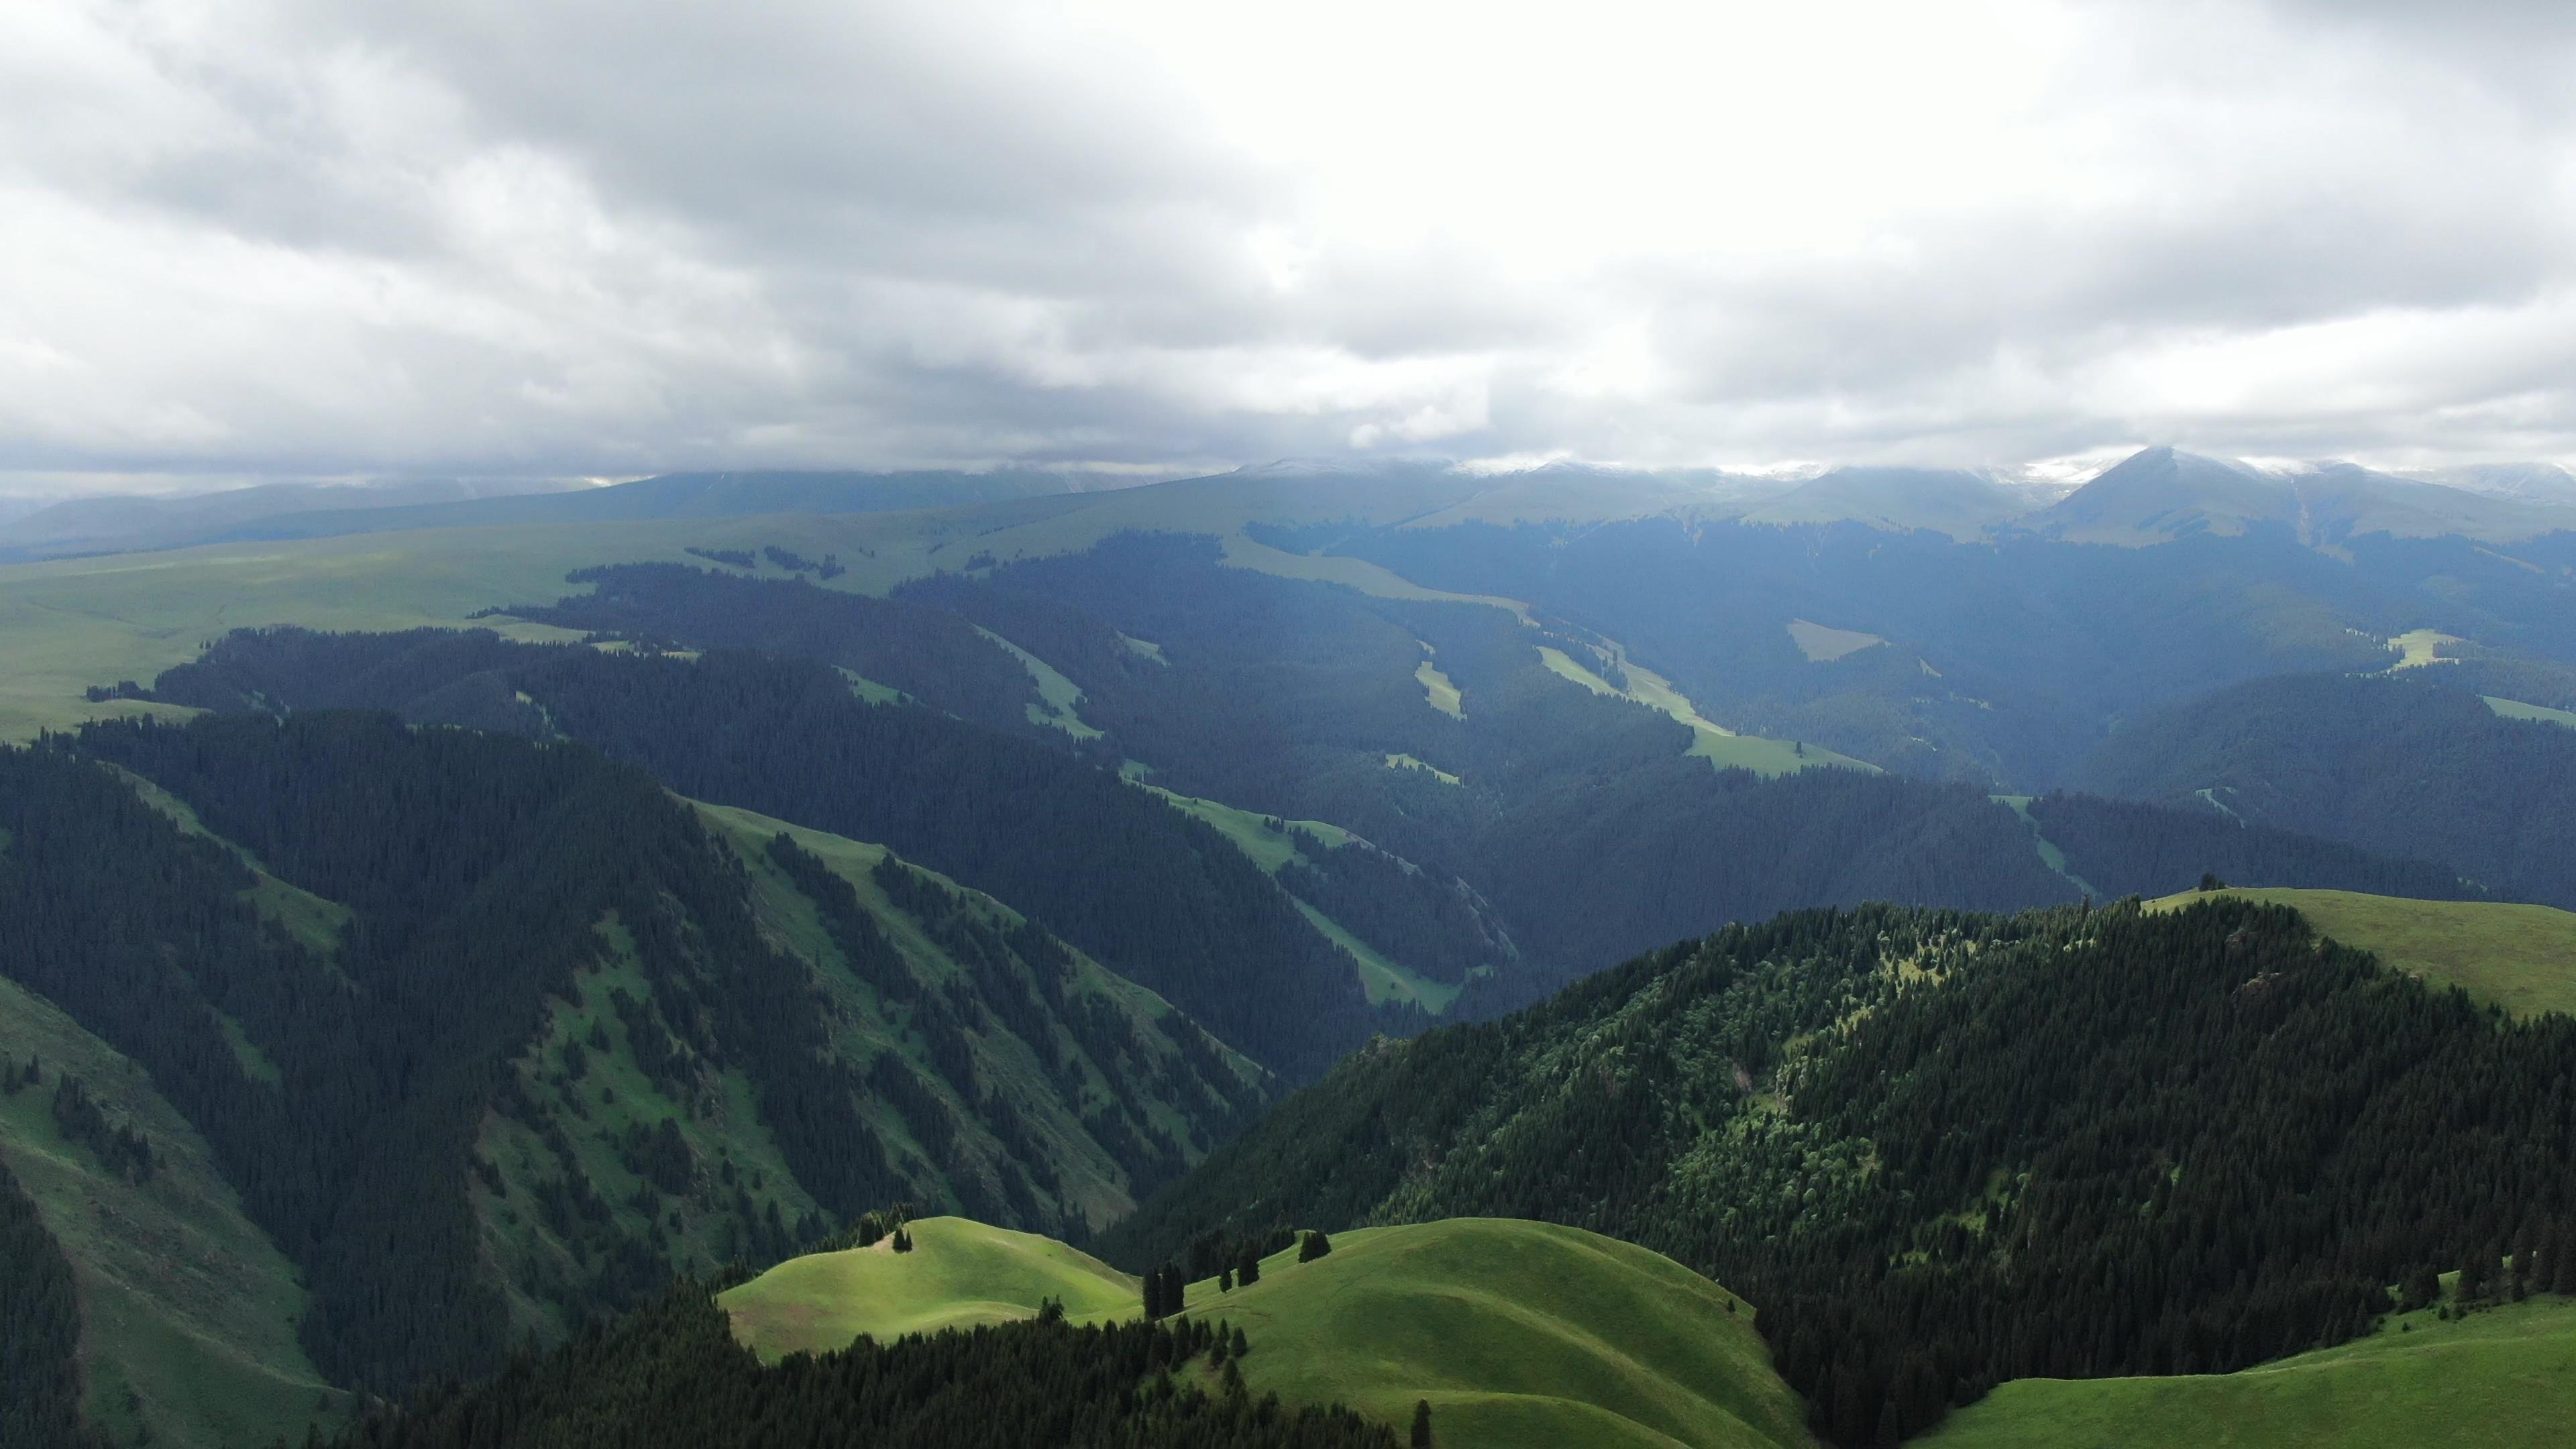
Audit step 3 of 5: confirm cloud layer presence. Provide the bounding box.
[6,0,2575,486]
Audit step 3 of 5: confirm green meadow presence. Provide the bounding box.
[1924,1293,2576,1449]
[2146,888,2576,1018]
[719,1216,1819,1449]
[722,1216,1140,1352]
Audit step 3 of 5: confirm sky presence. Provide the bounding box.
[5,0,2576,493]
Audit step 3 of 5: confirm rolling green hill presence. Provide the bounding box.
[722,1216,1817,1449]
[1921,1293,2576,1449]
[722,1216,1138,1352]
[2146,886,2576,1018]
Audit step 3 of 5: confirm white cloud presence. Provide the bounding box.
[4,0,2575,488]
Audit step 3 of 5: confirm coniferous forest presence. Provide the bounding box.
[315,1286,1392,1449]
[1104,897,2576,1443]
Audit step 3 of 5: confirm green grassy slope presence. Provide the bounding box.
[1922,1294,2576,1449]
[2488,694,2576,729]
[1177,1221,1816,1449]
[0,979,340,1449]
[722,1216,1139,1354]
[2145,887,2576,1018]
[693,800,1268,1228]
[721,1215,1816,1449]
[1134,785,1460,1012]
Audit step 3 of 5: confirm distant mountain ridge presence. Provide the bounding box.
[10,447,2570,565]
[0,469,1157,561]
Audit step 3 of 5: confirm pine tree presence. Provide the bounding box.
[1220,1265,1235,1292]
[1238,1244,1262,1285]
[1299,1229,1332,1263]
[1410,1398,1433,1447]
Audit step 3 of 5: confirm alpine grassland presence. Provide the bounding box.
[1169,1220,1817,1449]
[1921,1292,2576,1449]
[2147,886,2576,1018]
[721,1215,1815,1449]
[721,1216,1140,1353]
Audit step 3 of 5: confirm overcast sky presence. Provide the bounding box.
[6,0,2575,491]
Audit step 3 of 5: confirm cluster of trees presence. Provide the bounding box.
[0,1160,106,1449]
[43,1071,156,1183]
[313,1283,1391,1449]
[1108,898,2576,1444]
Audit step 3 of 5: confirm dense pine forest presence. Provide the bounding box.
[0,1159,107,1449]
[1106,896,2576,1443]
[313,1282,1392,1449]
[2086,671,2576,906]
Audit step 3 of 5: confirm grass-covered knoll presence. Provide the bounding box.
[721,1216,1138,1357]
[1921,1293,2576,1449]
[0,978,339,1449]
[2489,694,2576,729]
[1171,1220,1817,1449]
[2146,886,2576,1019]
[723,1214,1814,1449]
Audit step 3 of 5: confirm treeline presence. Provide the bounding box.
[498,563,1040,734]
[0,1159,107,1449]
[1106,899,2576,1444]
[2030,789,2474,902]
[2084,671,2576,906]
[315,1282,1395,1449]
[144,627,1401,1078]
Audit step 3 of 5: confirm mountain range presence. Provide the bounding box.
[3,435,2574,1448]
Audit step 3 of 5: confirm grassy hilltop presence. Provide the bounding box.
[1925,1292,2576,1448]
[721,1216,1819,1449]
[2145,886,2576,1018]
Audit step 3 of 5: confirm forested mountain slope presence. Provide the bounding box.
[0,714,1260,1406]
[146,626,1411,1077]
[2086,671,2576,906]
[1106,898,2576,1444]
[0,975,339,1449]
[136,610,2484,1025]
